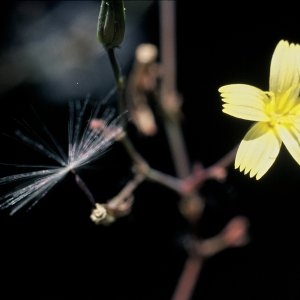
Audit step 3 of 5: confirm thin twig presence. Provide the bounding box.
[172,256,204,300]
[72,170,96,206]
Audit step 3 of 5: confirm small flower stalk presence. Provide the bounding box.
[97,0,125,49]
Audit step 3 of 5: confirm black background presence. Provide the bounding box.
[0,1,299,299]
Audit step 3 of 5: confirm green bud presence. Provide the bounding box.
[97,0,125,49]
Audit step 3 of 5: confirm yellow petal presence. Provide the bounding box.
[222,104,269,121]
[269,40,300,94]
[219,84,270,121]
[235,123,281,180]
[277,124,300,165]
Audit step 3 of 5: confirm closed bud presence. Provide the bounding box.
[97,0,125,49]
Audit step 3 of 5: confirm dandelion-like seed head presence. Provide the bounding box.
[0,91,123,215]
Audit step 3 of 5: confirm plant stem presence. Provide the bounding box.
[72,170,96,206]
[159,1,191,178]
[106,47,145,163]
[105,46,187,195]
[171,256,203,300]
[107,48,126,121]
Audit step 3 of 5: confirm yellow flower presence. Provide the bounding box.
[219,40,300,179]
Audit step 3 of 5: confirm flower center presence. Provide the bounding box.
[267,110,294,128]
[268,113,280,127]
[265,92,294,128]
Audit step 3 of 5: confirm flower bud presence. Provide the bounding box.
[97,0,125,49]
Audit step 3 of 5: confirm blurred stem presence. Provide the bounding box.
[105,47,182,191]
[159,1,190,178]
[159,1,204,224]
[172,257,203,300]
[147,168,181,193]
[159,2,203,300]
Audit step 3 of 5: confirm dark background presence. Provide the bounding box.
[0,1,299,299]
